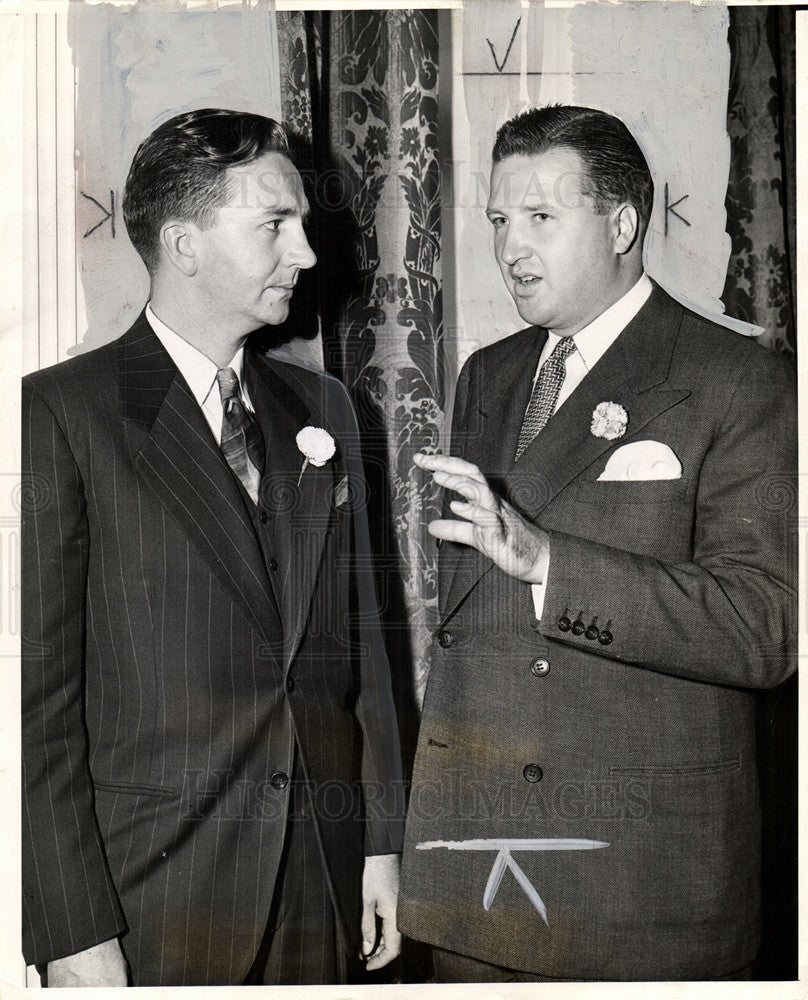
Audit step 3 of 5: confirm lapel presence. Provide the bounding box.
[246,349,338,672]
[441,285,692,621]
[114,314,283,656]
[439,326,546,616]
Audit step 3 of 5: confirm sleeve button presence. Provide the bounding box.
[598,630,613,645]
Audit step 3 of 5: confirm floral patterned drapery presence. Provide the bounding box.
[277,11,444,729]
[723,6,796,354]
[725,6,797,981]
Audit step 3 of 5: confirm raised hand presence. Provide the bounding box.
[414,453,550,584]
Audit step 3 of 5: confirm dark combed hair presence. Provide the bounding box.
[493,105,653,234]
[122,108,291,272]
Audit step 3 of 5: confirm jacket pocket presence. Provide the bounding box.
[93,779,177,798]
[608,759,741,778]
[571,478,690,504]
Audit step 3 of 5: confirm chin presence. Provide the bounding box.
[513,304,548,328]
[259,307,291,328]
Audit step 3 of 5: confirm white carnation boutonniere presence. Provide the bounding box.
[591,402,628,441]
[296,426,336,485]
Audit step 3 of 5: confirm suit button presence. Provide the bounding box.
[268,558,278,571]
[286,677,295,692]
[557,616,571,632]
[571,619,585,636]
[259,510,268,524]
[598,630,613,646]
[270,771,289,790]
[585,622,600,641]
[530,657,550,677]
[437,630,454,648]
[523,764,543,783]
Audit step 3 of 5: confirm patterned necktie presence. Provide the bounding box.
[216,367,265,505]
[514,337,577,462]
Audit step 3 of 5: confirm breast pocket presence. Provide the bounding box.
[571,478,691,505]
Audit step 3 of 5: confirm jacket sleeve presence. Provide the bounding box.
[326,376,405,855]
[22,378,127,966]
[537,347,797,689]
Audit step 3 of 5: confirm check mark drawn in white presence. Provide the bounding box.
[416,838,610,925]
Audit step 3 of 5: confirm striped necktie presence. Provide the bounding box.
[514,337,577,462]
[216,367,265,505]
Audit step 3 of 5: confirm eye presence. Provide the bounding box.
[488,215,507,230]
[263,219,282,232]
[532,212,551,223]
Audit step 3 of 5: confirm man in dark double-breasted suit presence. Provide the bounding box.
[22,109,404,987]
[398,105,795,981]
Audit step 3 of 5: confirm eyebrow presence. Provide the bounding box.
[259,204,312,223]
[486,201,553,215]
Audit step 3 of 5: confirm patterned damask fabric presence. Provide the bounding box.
[278,11,444,712]
[724,6,796,354]
[277,12,314,143]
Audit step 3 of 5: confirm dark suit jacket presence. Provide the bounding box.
[398,285,796,980]
[22,313,404,985]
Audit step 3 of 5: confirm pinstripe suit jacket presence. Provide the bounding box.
[398,285,796,979]
[22,313,404,985]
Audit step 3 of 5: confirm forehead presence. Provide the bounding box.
[488,147,588,209]
[222,151,307,214]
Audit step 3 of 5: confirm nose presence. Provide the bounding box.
[288,222,317,270]
[498,224,530,267]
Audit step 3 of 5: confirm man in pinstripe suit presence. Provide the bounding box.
[22,109,404,986]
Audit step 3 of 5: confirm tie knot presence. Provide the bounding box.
[216,367,241,405]
[551,337,577,362]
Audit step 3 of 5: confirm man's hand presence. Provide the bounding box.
[47,937,128,987]
[360,853,401,971]
[414,453,550,583]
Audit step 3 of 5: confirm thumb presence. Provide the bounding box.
[360,899,376,956]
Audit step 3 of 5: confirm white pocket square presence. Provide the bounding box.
[597,440,682,481]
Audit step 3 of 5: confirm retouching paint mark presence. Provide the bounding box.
[82,189,115,239]
[417,837,609,923]
[486,17,521,74]
[664,183,691,237]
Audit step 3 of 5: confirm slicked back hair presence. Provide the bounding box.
[122,108,291,273]
[493,105,653,238]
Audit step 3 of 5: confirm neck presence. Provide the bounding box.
[150,278,250,368]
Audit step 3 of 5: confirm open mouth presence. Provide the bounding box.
[513,275,540,287]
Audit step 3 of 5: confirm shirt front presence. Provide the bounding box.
[530,273,653,618]
[145,304,254,445]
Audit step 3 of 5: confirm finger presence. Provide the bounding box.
[449,499,502,529]
[414,453,487,482]
[365,920,402,970]
[432,471,495,508]
[433,472,499,513]
[426,518,478,546]
[359,901,376,958]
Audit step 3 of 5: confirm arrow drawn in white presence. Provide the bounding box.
[417,837,609,924]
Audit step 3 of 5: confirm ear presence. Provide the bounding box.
[613,203,640,256]
[160,221,199,277]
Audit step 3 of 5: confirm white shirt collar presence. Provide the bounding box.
[145,303,247,409]
[543,272,653,374]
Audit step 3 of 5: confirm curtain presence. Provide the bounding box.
[725,6,797,981]
[723,6,796,354]
[277,11,444,744]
